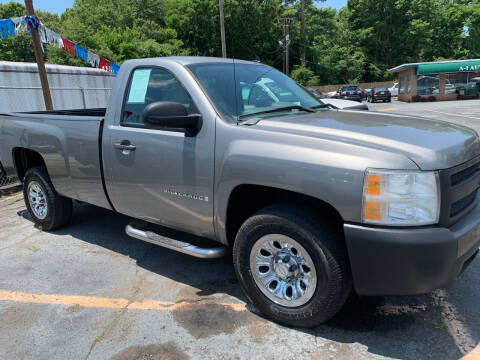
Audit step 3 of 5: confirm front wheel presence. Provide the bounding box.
[233,204,351,327]
[23,166,72,231]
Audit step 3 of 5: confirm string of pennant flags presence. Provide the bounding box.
[0,15,120,74]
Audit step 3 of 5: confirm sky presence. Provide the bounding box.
[319,0,347,10]
[0,0,348,15]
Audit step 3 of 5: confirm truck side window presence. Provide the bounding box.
[122,67,191,127]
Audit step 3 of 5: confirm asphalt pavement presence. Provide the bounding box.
[0,99,479,360]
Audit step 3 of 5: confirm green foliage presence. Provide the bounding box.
[291,66,319,86]
[0,0,478,85]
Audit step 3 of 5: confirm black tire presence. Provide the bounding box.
[23,166,72,231]
[233,204,351,327]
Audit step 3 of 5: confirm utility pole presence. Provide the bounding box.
[300,0,306,67]
[24,0,53,110]
[277,17,293,75]
[219,0,227,58]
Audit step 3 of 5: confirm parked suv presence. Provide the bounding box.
[338,85,363,102]
[367,87,392,103]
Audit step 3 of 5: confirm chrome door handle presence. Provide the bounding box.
[114,143,136,151]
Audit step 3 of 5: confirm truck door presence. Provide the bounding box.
[103,66,215,238]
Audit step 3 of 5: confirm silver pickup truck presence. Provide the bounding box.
[1,57,479,327]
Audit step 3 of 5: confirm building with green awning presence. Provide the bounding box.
[388,59,480,102]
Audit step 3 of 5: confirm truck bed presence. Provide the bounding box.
[17,108,107,117]
[0,110,111,210]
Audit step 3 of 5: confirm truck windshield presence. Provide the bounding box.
[187,62,323,121]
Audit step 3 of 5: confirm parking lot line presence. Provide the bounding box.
[0,290,247,312]
[376,107,396,112]
[424,109,480,120]
[462,345,480,360]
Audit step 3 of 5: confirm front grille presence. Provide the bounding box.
[451,190,478,217]
[439,156,480,227]
[451,163,479,186]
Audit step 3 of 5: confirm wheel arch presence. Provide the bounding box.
[12,147,47,182]
[224,184,344,247]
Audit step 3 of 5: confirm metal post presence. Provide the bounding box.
[219,0,227,58]
[277,18,293,75]
[283,25,287,74]
[286,32,290,76]
[24,0,53,110]
[300,0,306,67]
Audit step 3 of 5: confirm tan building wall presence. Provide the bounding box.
[397,68,416,102]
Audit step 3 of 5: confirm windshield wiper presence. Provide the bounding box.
[238,105,315,121]
[312,103,337,110]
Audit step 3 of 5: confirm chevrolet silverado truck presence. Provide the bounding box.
[1,57,479,327]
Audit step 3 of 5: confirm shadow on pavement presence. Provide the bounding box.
[17,202,479,360]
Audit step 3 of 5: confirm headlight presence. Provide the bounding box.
[362,169,440,226]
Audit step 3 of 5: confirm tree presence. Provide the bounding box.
[0,0,476,85]
[291,66,319,85]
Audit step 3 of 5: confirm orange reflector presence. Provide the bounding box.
[367,174,381,196]
[364,202,381,221]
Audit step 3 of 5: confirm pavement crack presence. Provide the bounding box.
[84,299,133,360]
[85,270,150,360]
[430,289,476,355]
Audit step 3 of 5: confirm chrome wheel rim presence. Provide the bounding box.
[28,181,48,220]
[250,234,317,308]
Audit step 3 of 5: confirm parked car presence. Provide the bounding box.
[456,83,480,99]
[327,90,339,98]
[338,85,363,102]
[307,87,326,99]
[367,87,392,103]
[445,83,456,94]
[389,82,399,97]
[1,57,479,328]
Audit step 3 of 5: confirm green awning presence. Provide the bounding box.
[417,60,480,75]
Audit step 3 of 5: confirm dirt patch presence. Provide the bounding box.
[245,317,272,342]
[175,278,243,301]
[110,342,189,360]
[173,302,252,339]
[65,304,81,313]
[0,304,43,357]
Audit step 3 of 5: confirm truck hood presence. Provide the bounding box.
[255,110,480,170]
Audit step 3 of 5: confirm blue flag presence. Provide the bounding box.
[110,62,120,75]
[75,44,88,62]
[0,19,15,39]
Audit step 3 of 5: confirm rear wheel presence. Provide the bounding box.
[23,167,72,231]
[233,204,351,327]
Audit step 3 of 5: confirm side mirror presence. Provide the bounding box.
[142,101,201,133]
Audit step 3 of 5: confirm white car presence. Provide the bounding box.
[389,83,399,97]
[322,98,368,110]
[445,83,456,94]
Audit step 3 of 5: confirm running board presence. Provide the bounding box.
[125,224,229,259]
